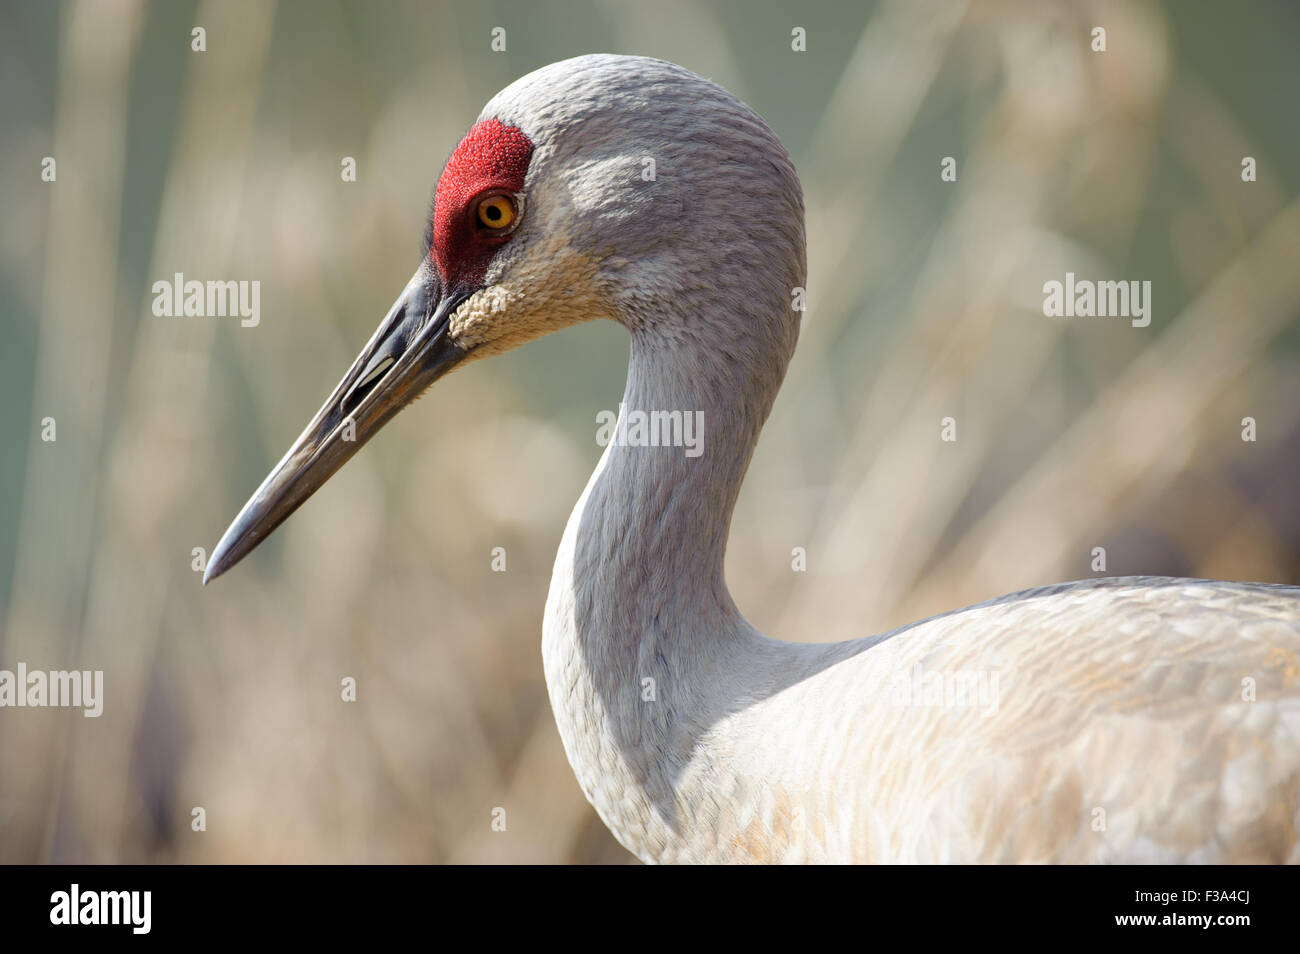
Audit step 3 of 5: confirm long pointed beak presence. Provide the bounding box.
[204,265,471,584]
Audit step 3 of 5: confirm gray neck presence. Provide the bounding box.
[581,314,795,641]
[542,309,798,858]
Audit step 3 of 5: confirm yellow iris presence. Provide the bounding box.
[476,195,516,230]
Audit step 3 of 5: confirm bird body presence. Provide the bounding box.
[547,562,1300,862]
[207,54,1300,864]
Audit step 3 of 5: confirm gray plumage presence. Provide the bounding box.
[490,56,1300,863]
[207,54,1300,863]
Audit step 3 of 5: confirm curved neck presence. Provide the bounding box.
[542,313,797,860]
[584,317,795,621]
[613,335,760,589]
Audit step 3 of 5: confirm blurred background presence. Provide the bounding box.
[1,0,1297,863]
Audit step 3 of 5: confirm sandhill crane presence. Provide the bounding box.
[205,54,1300,863]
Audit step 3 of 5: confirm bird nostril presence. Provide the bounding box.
[341,356,395,419]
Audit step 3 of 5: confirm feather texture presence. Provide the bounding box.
[477,55,1300,863]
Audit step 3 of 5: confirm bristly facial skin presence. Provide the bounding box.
[429,118,534,290]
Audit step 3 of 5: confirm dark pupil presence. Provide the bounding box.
[485,204,502,222]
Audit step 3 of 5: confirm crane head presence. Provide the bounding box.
[204,53,804,583]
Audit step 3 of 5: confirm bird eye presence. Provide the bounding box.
[475,194,517,231]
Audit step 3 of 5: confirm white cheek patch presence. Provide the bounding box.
[448,231,619,359]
